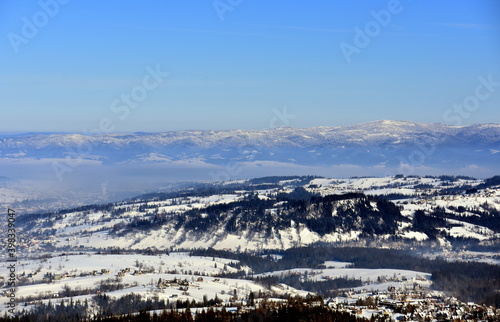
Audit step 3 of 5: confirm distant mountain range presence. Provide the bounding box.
[1,121,499,178]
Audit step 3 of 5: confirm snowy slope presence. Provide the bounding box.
[0,252,307,316]
[10,175,500,254]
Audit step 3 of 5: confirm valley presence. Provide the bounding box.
[1,174,499,320]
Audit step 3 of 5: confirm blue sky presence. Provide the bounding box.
[1,0,499,133]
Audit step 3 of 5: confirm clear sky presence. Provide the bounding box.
[1,0,499,133]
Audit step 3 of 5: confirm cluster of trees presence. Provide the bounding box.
[126,190,409,239]
[477,175,500,189]
[411,210,448,239]
[408,205,500,237]
[432,261,500,306]
[444,205,500,232]
[281,247,500,306]
[130,175,317,203]
[2,298,90,322]
[21,180,415,242]
[255,274,362,297]
[192,246,500,306]
[1,295,370,322]
[18,176,308,233]
[248,175,318,185]
[5,294,219,321]
[15,278,132,305]
[20,174,500,250]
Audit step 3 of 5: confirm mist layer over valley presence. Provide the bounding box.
[1,121,499,211]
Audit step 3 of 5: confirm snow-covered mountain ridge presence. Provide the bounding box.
[2,121,499,184]
[2,121,500,150]
[14,175,500,253]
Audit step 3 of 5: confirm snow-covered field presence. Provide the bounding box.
[255,260,431,290]
[0,252,309,316]
[7,252,242,280]
[0,253,433,316]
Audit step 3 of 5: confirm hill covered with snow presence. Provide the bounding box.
[2,175,500,319]
[13,175,500,253]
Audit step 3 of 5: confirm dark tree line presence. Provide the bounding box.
[191,246,500,306]
[440,205,500,232]
[254,274,362,297]
[1,295,369,322]
[121,191,410,240]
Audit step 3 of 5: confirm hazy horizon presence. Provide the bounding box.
[2,1,499,209]
[2,1,500,133]
[1,119,500,136]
